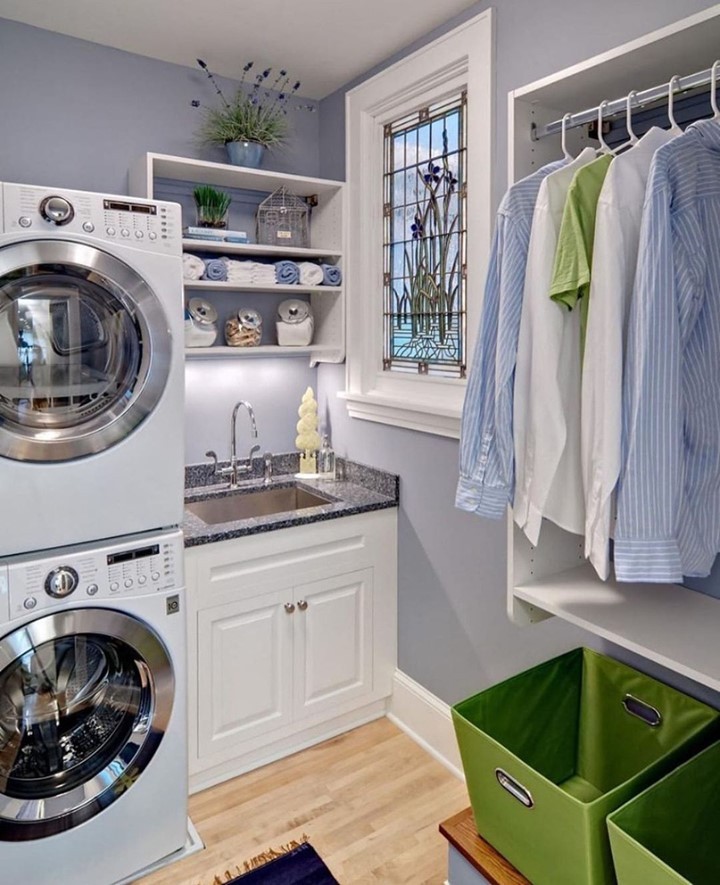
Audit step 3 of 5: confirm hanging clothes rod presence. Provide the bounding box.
[531,65,717,141]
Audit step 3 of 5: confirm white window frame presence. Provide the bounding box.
[341,10,494,438]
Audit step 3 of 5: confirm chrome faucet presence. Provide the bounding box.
[205,400,261,488]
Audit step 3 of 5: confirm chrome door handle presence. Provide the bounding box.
[297,600,308,611]
[284,602,295,614]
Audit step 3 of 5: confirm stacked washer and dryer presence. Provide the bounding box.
[0,182,189,883]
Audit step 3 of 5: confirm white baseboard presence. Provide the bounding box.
[387,669,464,781]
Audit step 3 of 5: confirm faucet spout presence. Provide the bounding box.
[229,400,259,487]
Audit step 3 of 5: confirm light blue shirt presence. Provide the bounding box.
[456,160,566,517]
[615,120,720,582]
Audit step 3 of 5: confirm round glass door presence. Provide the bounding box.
[0,240,172,462]
[0,609,174,840]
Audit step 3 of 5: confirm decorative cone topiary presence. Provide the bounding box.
[296,387,321,474]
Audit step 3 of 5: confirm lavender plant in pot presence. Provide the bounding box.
[193,60,309,168]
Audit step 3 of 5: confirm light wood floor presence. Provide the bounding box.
[138,717,467,885]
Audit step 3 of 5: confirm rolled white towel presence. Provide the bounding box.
[182,253,205,281]
[225,259,255,286]
[297,262,324,287]
[224,258,256,273]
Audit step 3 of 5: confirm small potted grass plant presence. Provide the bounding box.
[193,59,312,167]
[193,185,231,229]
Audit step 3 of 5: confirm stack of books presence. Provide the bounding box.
[183,227,250,244]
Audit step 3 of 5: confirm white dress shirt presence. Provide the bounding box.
[582,128,675,580]
[514,148,596,545]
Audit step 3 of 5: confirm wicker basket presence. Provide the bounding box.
[256,187,310,248]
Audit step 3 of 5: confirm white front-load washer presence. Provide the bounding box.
[0,182,185,556]
[0,528,187,884]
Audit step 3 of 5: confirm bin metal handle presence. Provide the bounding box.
[495,768,534,808]
[622,693,662,727]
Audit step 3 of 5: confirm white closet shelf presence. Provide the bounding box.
[515,563,720,692]
[185,345,339,359]
[181,239,342,260]
[184,281,342,295]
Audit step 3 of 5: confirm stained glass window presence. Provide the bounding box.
[383,93,467,378]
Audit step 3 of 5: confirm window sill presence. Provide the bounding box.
[339,390,461,438]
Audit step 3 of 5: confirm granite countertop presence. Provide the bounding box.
[183,454,399,548]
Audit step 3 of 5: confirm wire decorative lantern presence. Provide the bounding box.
[256,187,310,248]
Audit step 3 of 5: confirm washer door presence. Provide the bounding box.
[0,609,174,840]
[0,240,172,462]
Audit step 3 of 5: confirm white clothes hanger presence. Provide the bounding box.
[711,60,720,120]
[667,75,683,135]
[624,90,640,146]
[596,100,613,154]
[609,90,640,155]
[561,112,574,160]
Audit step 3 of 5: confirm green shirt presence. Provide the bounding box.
[549,153,613,354]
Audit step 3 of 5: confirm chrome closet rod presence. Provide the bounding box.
[531,65,717,141]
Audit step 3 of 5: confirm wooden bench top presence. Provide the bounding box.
[439,807,530,885]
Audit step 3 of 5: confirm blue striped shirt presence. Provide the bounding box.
[615,120,720,582]
[456,160,566,517]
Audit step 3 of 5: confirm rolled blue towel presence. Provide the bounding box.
[275,260,300,285]
[321,264,342,287]
[203,258,228,282]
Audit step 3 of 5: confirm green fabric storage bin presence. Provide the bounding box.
[451,648,720,885]
[607,739,720,884]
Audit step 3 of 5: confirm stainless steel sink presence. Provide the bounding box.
[186,485,333,525]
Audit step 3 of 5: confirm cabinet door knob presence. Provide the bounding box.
[297,599,308,611]
[284,602,296,614]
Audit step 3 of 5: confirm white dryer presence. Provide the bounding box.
[0,182,185,556]
[0,528,187,884]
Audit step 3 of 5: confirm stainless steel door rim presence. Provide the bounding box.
[0,239,172,462]
[0,608,174,840]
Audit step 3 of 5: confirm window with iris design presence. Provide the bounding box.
[383,93,467,378]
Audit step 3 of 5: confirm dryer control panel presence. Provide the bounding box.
[1,182,181,255]
[0,529,184,622]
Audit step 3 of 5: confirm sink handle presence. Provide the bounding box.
[205,450,219,475]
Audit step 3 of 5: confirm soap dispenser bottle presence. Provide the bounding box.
[318,435,336,479]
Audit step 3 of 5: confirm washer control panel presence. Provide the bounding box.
[0,529,183,621]
[1,182,181,255]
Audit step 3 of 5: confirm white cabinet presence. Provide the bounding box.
[184,509,397,791]
[129,153,345,365]
[293,569,373,721]
[197,590,293,757]
[505,5,720,692]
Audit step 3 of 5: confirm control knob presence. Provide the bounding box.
[44,566,79,598]
[40,195,75,226]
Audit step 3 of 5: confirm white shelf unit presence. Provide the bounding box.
[506,5,720,691]
[181,239,342,261]
[129,153,345,364]
[185,345,340,359]
[184,280,342,295]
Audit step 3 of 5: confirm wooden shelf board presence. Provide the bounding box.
[148,153,344,197]
[440,808,529,885]
[514,563,720,692]
[184,280,342,295]
[185,345,339,359]
[182,239,342,260]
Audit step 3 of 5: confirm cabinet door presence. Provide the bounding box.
[293,568,373,720]
[197,591,293,760]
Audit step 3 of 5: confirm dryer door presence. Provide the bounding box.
[0,608,174,840]
[0,239,172,462]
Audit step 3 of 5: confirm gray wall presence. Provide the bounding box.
[318,0,720,705]
[0,17,321,461]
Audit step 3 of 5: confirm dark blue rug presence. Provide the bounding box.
[224,842,339,884]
